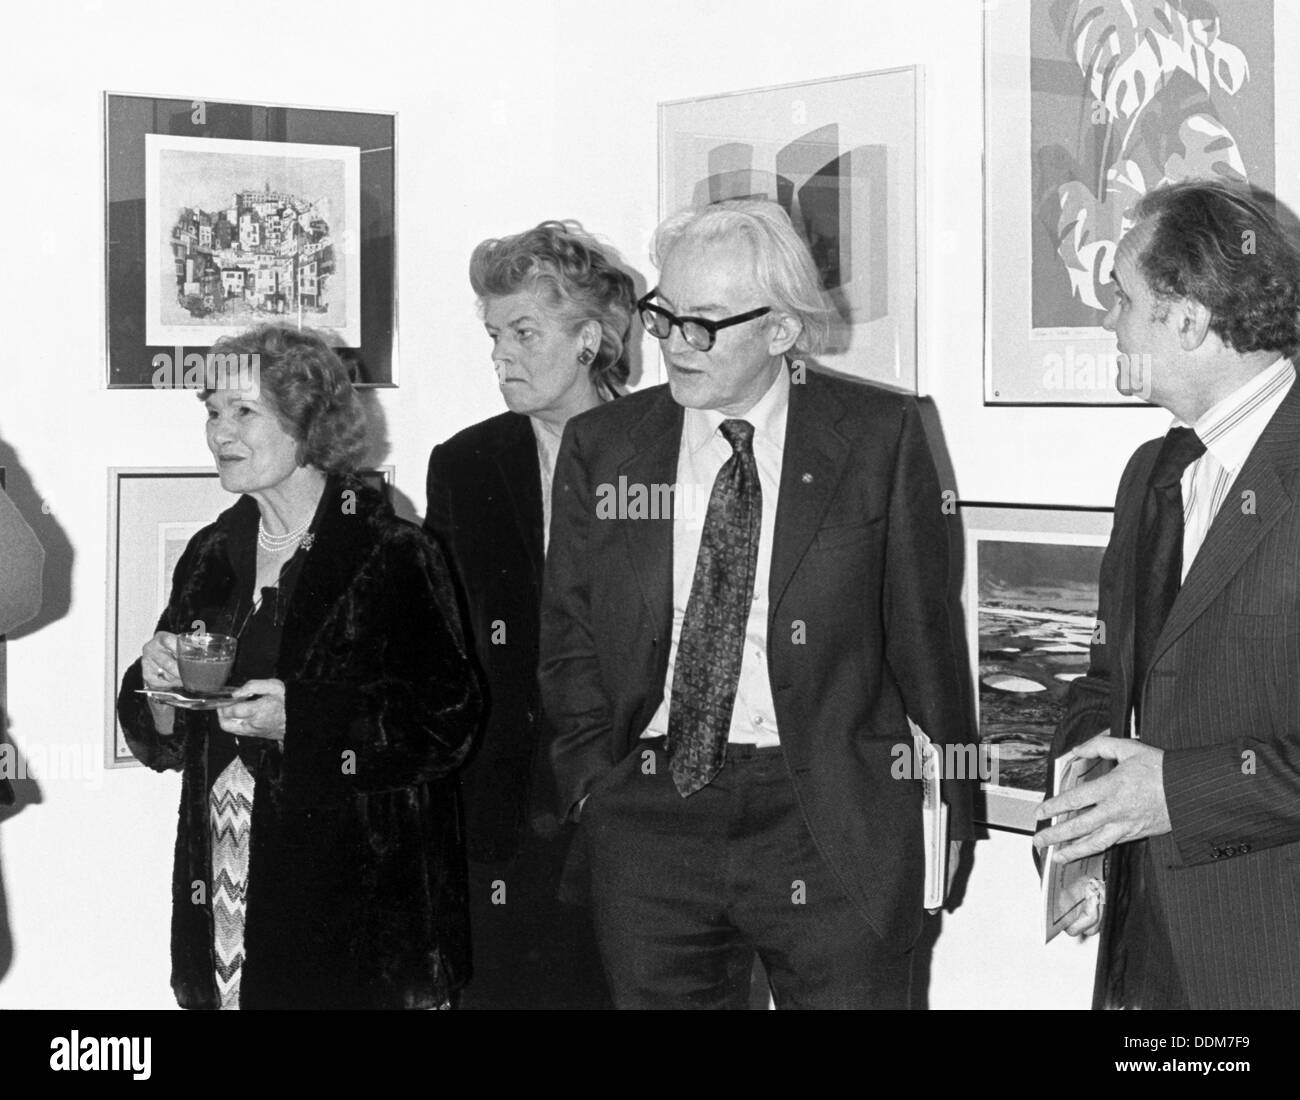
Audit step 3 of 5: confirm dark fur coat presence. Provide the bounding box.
[117,475,482,1009]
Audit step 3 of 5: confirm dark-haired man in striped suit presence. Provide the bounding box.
[1037,179,1300,1009]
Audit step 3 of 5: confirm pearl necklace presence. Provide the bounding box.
[258,515,313,553]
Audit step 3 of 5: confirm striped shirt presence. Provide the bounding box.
[1176,356,1295,581]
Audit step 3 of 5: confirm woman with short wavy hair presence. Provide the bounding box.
[201,322,370,473]
[118,322,482,1009]
[469,219,636,403]
[426,220,638,1007]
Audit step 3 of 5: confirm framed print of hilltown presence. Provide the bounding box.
[983,1,1295,405]
[145,135,361,348]
[103,93,396,388]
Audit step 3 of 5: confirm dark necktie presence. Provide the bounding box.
[1131,426,1206,716]
[1098,424,1204,1010]
[666,419,761,796]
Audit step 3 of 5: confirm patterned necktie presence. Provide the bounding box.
[667,419,761,796]
[1131,426,1206,720]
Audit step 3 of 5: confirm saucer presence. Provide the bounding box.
[136,687,238,711]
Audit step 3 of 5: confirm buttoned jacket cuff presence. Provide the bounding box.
[1164,744,1256,867]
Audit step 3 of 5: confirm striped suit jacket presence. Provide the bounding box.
[1052,378,1300,1009]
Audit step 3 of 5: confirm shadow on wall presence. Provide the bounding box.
[355,389,419,525]
[0,437,72,987]
[0,439,74,644]
[620,259,649,393]
[910,837,978,1008]
[905,392,984,1005]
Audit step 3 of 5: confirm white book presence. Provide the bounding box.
[910,719,949,911]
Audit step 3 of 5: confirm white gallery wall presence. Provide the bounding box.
[1,0,1293,1009]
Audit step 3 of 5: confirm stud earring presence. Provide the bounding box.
[578,348,595,366]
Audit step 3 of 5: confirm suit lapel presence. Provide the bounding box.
[492,414,545,589]
[1107,442,1158,729]
[1150,382,1300,668]
[769,371,849,612]
[614,369,847,648]
[621,390,682,639]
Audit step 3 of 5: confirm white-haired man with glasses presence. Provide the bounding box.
[539,199,975,1008]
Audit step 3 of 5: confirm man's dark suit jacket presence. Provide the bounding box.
[1051,376,1300,1009]
[426,412,556,861]
[539,366,976,951]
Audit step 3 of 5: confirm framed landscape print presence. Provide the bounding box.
[960,503,1113,832]
[104,92,396,388]
[660,67,921,393]
[105,466,394,767]
[983,1,1297,404]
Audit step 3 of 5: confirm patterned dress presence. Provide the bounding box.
[210,755,255,1008]
[207,583,283,1009]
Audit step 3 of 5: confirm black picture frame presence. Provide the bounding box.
[103,92,396,388]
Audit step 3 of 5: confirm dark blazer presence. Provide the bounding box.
[117,476,482,1009]
[539,367,976,951]
[426,412,559,862]
[1051,378,1300,1009]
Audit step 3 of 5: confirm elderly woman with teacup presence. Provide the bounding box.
[117,323,482,1010]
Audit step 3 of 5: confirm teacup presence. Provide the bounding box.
[176,632,238,695]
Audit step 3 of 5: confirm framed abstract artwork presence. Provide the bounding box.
[961,502,1113,832]
[103,92,396,388]
[660,67,922,394]
[104,466,393,767]
[983,1,1296,404]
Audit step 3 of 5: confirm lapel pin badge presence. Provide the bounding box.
[801,472,814,484]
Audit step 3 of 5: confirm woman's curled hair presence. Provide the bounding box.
[201,323,368,475]
[469,220,638,396]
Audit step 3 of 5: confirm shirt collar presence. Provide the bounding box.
[1173,356,1294,473]
[683,362,790,457]
[529,414,563,452]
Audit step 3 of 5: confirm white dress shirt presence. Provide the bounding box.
[531,417,564,556]
[642,366,789,748]
[1176,356,1294,580]
[1128,358,1293,743]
